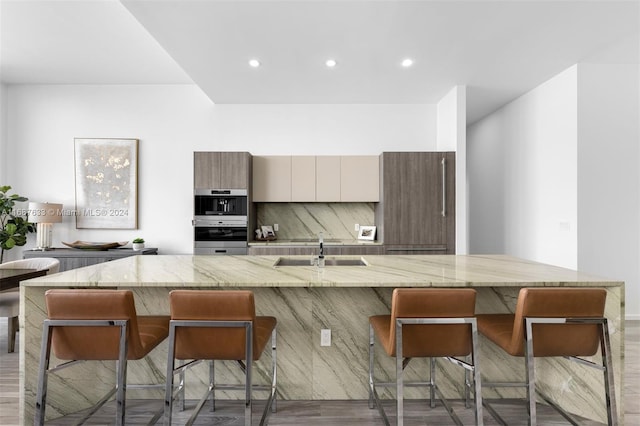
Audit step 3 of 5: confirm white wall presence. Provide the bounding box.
[577,63,640,319]
[0,83,6,183]
[468,65,579,268]
[437,86,467,253]
[4,84,437,259]
[468,63,640,319]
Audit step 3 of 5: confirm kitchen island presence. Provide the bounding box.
[20,254,624,423]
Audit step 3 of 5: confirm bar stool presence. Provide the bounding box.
[34,289,170,426]
[164,290,277,426]
[476,287,616,426]
[368,288,483,426]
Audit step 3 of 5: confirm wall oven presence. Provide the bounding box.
[194,189,247,220]
[194,189,248,255]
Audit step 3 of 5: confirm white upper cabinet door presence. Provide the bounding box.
[291,156,316,202]
[316,156,341,202]
[340,156,380,202]
[253,156,292,202]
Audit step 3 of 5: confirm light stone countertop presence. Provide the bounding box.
[20,254,625,424]
[22,254,621,288]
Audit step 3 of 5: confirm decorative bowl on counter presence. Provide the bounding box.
[62,241,128,250]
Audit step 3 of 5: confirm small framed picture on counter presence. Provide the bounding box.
[358,225,376,241]
[261,225,276,238]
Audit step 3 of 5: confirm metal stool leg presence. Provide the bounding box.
[34,321,53,426]
[471,319,483,426]
[115,321,129,426]
[430,357,436,408]
[271,328,277,413]
[244,322,253,426]
[465,355,471,408]
[600,319,618,426]
[525,318,537,426]
[164,322,177,426]
[396,320,404,426]
[368,324,375,409]
[209,360,216,412]
[260,327,278,425]
[178,362,185,411]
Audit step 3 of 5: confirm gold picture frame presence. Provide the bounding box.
[74,138,138,229]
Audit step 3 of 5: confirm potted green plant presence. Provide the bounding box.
[0,185,35,263]
[132,237,145,251]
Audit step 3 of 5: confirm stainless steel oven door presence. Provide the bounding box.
[194,219,248,255]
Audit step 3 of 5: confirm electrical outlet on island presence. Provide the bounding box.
[321,329,331,346]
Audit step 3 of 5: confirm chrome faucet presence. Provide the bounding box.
[318,232,325,267]
[309,233,326,268]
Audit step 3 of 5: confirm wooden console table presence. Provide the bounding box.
[23,247,158,272]
[0,268,47,291]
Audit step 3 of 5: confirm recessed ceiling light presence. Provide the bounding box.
[401,58,414,68]
[248,59,261,68]
[325,59,337,68]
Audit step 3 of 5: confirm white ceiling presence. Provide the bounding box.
[1,0,638,123]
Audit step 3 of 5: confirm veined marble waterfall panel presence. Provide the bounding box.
[21,285,623,424]
[256,203,375,240]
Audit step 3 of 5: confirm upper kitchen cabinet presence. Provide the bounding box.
[341,156,379,202]
[253,156,292,202]
[376,152,455,253]
[194,152,251,189]
[253,155,378,202]
[291,156,316,202]
[316,156,341,201]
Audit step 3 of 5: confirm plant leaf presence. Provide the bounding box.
[4,237,15,249]
[5,223,17,234]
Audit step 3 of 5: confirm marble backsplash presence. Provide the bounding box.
[255,203,375,240]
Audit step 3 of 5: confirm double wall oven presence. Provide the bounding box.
[193,189,248,255]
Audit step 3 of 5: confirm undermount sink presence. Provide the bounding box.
[273,257,368,267]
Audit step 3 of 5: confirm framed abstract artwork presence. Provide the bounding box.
[74,138,138,229]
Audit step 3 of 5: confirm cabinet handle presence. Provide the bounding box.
[441,157,446,217]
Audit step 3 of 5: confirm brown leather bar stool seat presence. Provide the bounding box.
[34,289,169,426]
[368,288,483,426]
[476,287,617,426]
[164,290,277,426]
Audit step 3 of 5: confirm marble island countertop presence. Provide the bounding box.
[23,254,620,289]
[20,254,625,424]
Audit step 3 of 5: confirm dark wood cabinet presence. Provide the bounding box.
[376,152,455,254]
[289,246,341,256]
[341,245,384,255]
[194,152,251,189]
[23,248,158,272]
[247,245,382,256]
[247,246,291,256]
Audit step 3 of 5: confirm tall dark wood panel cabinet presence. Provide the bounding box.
[193,151,256,245]
[376,152,456,254]
[194,152,251,189]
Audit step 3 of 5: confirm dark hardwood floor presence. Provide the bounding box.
[1,319,638,425]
